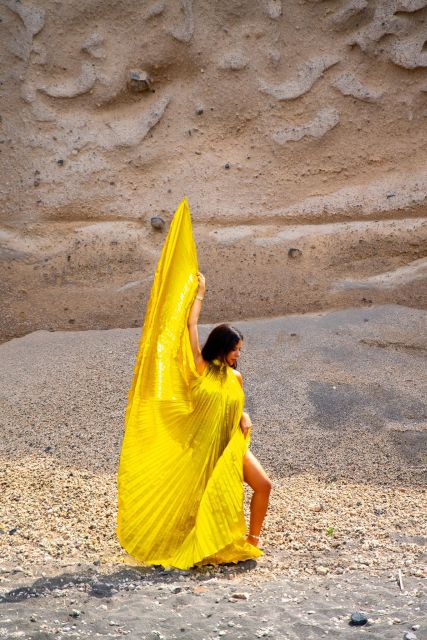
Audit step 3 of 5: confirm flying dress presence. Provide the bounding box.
[117,198,263,569]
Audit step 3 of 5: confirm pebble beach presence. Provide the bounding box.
[1,304,426,638]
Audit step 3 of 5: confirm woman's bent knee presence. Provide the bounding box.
[257,477,272,494]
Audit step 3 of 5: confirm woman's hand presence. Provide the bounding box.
[240,411,252,439]
[196,271,206,296]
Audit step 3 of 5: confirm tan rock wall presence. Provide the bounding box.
[0,0,426,341]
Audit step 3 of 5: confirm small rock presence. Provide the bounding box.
[150,216,165,230]
[196,107,204,115]
[350,612,368,626]
[412,625,420,631]
[309,503,323,512]
[91,582,114,597]
[69,610,80,618]
[316,566,328,575]
[193,586,208,593]
[57,159,64,166]
[171,586,182,593]
[230,592,249,600]
[288,247,302,258]
[128,70,151,93]
[224,162,231,169]
[403,632,417,640]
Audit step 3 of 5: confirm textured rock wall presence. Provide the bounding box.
[0,0,426,341]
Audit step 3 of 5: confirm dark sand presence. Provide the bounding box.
[0,565,425,639]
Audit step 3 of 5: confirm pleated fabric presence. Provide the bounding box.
[117,197,263,569]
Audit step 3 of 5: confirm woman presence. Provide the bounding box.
[188,271,272,549]
[117,198,270,569]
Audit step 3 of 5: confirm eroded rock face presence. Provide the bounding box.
[0,0,426,341]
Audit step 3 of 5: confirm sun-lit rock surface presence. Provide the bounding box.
[0,0,426,341]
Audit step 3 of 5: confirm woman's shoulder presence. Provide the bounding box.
[232,369,243,387]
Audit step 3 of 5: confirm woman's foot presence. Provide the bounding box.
[245,533,260,548]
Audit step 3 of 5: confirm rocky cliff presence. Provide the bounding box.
[1,0,426,341]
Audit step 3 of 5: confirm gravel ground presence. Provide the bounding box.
[0,566,425,639]
[1,304,426,637]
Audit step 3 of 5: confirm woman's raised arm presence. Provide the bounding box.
[187,271,206,374]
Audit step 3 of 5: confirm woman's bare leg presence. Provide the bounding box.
[243,449,272,547]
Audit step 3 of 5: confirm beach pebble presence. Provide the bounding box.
[69,609,80,618]
[91,582,114,597]
[403,633,417,640]
[350,612,368,626]
[230,592,249,600]
[316,566,328,575]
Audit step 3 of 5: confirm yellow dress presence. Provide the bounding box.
[116,197,263,569]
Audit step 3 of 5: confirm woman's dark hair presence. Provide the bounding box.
[201,324,243,368]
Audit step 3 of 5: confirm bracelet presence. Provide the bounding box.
[196,295,204,301]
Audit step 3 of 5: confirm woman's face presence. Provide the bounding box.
[224,339,243,367]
